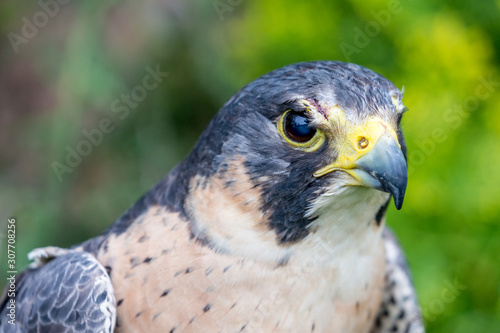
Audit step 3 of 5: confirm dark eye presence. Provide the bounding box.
[284,111,317,142]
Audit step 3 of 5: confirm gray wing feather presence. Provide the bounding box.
[0,249,116,333]
[370,228,425,333]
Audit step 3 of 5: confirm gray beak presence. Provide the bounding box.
[353,135,408,209]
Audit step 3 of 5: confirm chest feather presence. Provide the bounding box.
[97,206,385,333]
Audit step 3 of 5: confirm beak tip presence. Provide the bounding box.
[390,180,407,210]
[354,134,408,211]
[394,196,404,210]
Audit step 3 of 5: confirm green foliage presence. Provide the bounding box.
[0,0,499,331]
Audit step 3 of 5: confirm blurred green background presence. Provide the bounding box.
[1,0,499,331]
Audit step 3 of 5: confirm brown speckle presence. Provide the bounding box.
[160,289,172,297]
[276,254,290,267]
[130,257,141,268]
[138,234,149,243]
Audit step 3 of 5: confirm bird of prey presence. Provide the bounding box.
[1,61,424,333]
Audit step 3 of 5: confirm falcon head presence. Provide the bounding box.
[167,61,407,256]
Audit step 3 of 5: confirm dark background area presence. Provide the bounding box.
[1,0,499,331]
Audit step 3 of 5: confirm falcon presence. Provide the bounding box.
[1,61,425,333]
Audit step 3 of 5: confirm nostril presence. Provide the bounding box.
[358,137,369,149]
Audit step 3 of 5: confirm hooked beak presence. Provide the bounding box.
[351,135,407,209]
[313,119,407,210]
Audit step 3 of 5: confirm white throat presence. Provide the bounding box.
[303,180,390,255]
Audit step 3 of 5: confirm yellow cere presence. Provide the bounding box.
[313,117,400,178]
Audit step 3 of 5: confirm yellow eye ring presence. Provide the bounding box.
[277,110,326,152]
